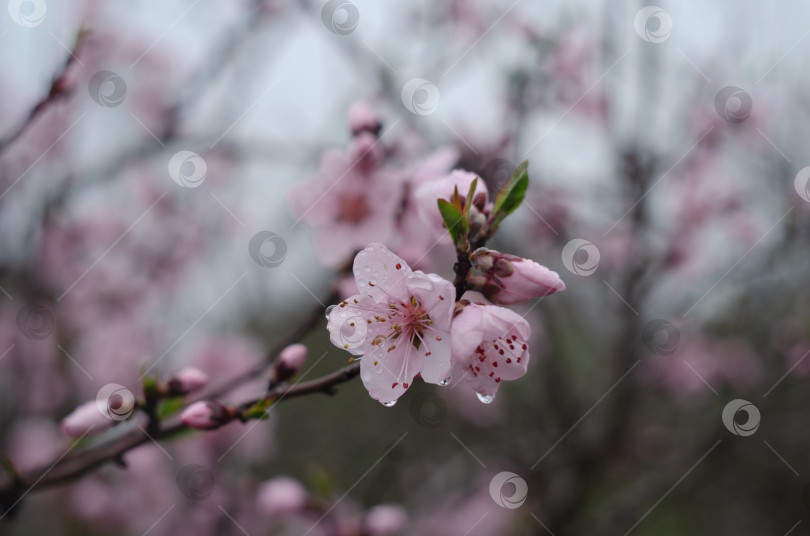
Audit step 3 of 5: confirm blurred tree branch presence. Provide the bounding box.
[0,31,87,157]
[0,292,359,519]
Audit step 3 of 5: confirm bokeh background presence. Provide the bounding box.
[1,0,810,534]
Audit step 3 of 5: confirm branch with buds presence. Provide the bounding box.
[0,297,359,518]
[436,161,532,300]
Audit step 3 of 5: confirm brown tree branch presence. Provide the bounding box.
[0,287,343,518]
[0,361,360,517]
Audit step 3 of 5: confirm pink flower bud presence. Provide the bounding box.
[60,401,113,437]
[180,401,233,430]
[167,367,209,395]
[272,344,307,384]
[348,99,381,136]
[469,249,565,305]
[256,476,309,516]
[364,505,407,535]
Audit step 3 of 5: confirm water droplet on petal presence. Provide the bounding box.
[476,392,494,404]
[325,304,336,318]
[382,400,397,407]
[438,378,450,386]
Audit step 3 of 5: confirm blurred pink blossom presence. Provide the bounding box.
[391,147,459,268]
[256,476,309,517]
[414,169,488,242]
[363,504,407,535]
[288,136,399,267]
[643,334,762,401]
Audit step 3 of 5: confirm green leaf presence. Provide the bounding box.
[437,199,467,245]
[464,177,478,218]
[492,160,529,220]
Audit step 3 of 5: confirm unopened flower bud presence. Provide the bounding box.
[61,401,114,437]
[467,205,488,238]
[167,367,209,396]
[180,401,235,430]
[469,249,494,271]
[491,258,515,278]
[271,344,308,384]
[349,100,381,137]
[469,248,565,305]
[257,476,309,516]
[466,274,489,290]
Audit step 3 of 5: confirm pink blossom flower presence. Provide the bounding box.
[180,401,234,430]
[450,300,531,400]
[327,244,455,405]
[363,505,407,535]
[642,335,762,402]
[256,476,309,516]
[391,147,459,265]
[61,401,114,437]
[786,342,810,377]
[469,248,565,304]
[413,170,488,240]
[288,136,399,267]
[167,367,208,395]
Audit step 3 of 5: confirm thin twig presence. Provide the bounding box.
[0,361,360,514]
